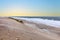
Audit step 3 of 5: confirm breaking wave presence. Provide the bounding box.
[12,17,60,28]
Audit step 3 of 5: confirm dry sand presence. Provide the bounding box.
[0,17,60,40]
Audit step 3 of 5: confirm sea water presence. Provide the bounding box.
[11,17,60,28]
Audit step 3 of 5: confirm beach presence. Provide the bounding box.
[0,17,60,40]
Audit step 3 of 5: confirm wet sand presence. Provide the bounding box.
[0,17,60,40]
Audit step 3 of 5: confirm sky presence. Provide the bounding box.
[0,0,60,16]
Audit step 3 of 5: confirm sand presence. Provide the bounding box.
[0,17,60,40]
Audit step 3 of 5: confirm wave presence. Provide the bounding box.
[12,17,60,28]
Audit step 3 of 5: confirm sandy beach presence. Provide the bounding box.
[0,17,60,40]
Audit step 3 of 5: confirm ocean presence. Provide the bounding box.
[12,16,60,21]
[11,16,60,28]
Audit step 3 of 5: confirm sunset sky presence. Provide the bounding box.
[0,0,60,16]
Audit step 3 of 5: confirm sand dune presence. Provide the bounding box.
[0,17,60,40]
